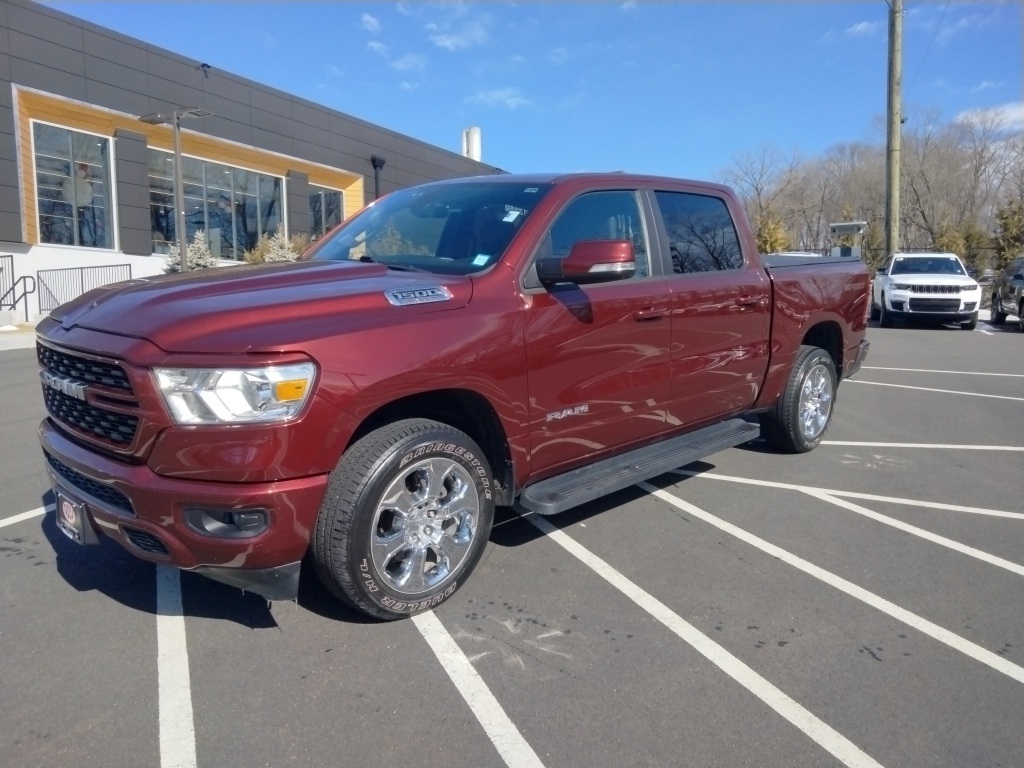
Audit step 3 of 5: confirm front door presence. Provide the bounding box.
[521,189,672,475]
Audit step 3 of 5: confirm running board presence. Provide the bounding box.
[519,418,759,516]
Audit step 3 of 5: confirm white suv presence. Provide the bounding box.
[871,252,980,330]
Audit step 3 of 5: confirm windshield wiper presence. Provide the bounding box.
[360,255,429,273]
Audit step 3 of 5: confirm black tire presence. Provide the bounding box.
[1018,302,1024,332]
[961,313,977,331]
[312,419,495,620]
[760,345,837,454]
[879,294,894,327]
[869,297,880,321]
[990,295,1006,324]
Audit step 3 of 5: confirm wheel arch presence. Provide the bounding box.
[351,389,516,506]
[801,321,843,376]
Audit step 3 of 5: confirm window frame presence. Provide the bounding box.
[308,183,345,240]
[520,187,660,291]
[30,119,118,251]
[148,148,287,259]
[650,187,745,277]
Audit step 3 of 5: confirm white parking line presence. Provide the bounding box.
[822,441,1024,451]
[0,505,50,528]
[642,484,1024,685]
[863,367,1024,377]
[847,380,1024,402]
[524,512,884,768]
[671,469,1024,519]
[804,490,1024,577]
[157,566,197,768]
[412,611,546,768]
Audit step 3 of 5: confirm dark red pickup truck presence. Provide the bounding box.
[37,173,869,619]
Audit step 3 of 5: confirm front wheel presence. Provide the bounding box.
[312,419,495,620]
[879,294,894,327]
[961,313,977,330]
[761,345,837,454]
[990,295,1006,324]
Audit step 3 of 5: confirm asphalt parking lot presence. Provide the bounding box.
[2,315,1022,768]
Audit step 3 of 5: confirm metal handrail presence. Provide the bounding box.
[0,275,37,323]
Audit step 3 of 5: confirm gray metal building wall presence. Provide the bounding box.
[0,0,500,249]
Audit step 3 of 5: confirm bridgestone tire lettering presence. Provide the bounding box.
[312,419,495,621]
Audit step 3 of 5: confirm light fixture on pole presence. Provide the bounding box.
[370,154,386,200]
[140,107,213,272]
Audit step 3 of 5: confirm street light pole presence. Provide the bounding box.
[140,107,213,271]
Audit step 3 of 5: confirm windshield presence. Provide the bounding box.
[309,180,554,275]
[890,256,966,276]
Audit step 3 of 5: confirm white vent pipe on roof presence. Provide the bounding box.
[462,127,482,162]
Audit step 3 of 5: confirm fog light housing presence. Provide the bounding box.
[184,507,269,538]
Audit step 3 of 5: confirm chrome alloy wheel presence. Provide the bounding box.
[370,457,480,595]
[797,362,834,441]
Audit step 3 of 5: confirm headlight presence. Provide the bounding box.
[960,284,978,292]
[154,362,317,424]
[893,283,912,290]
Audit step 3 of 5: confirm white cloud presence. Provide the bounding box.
[956,102,1024,132]
[550,47,569,65]
[468,87,534,110]
[392,53,427,72]
[621,1,638,9]
[400,81,419,91]
[971,80,1001,93]
[367,40,389,57]
[845,21,882,37]
[426,20,488,50]
[361,13,381,33]
[327,65,343,78]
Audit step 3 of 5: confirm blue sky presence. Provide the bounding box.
[43,1,1022,181]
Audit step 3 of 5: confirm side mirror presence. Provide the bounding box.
[536,239,636,286]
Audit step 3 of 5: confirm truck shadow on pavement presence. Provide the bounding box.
[39,489,393,627]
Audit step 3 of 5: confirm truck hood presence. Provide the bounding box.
[50,260,473,355]
[880,274,978,288]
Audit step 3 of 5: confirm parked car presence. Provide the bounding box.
[989,256,1024,331]
[871,252,980,330]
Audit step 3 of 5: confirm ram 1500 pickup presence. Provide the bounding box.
[37,173,870,619]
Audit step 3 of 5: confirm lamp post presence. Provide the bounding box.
[140,107,213,271]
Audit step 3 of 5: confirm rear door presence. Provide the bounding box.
[651,188,771,426]
[520,187,672,474]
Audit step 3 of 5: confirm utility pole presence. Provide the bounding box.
[884,0,903,259]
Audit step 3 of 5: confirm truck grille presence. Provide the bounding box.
[43,386,138,444]
[908,298,961,312]
[45,452,134,515]
[38,343,141,447]
[38,345,133,392]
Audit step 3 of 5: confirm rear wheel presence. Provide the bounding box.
[312,419,495,620]
[760,345,837,454]
[990,295,1006,324]
[869,297,880,321]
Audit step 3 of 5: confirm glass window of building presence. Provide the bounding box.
[309,185,343,239]
[33,123,113,249]
[148,149,283,260]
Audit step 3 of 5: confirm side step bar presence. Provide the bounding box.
[519,418,759,516]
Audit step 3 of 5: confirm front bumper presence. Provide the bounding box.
[886,293,978,322]
[40,418,329,601]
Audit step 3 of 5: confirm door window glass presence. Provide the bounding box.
[544,190,648,277]
[655,191,743,273]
